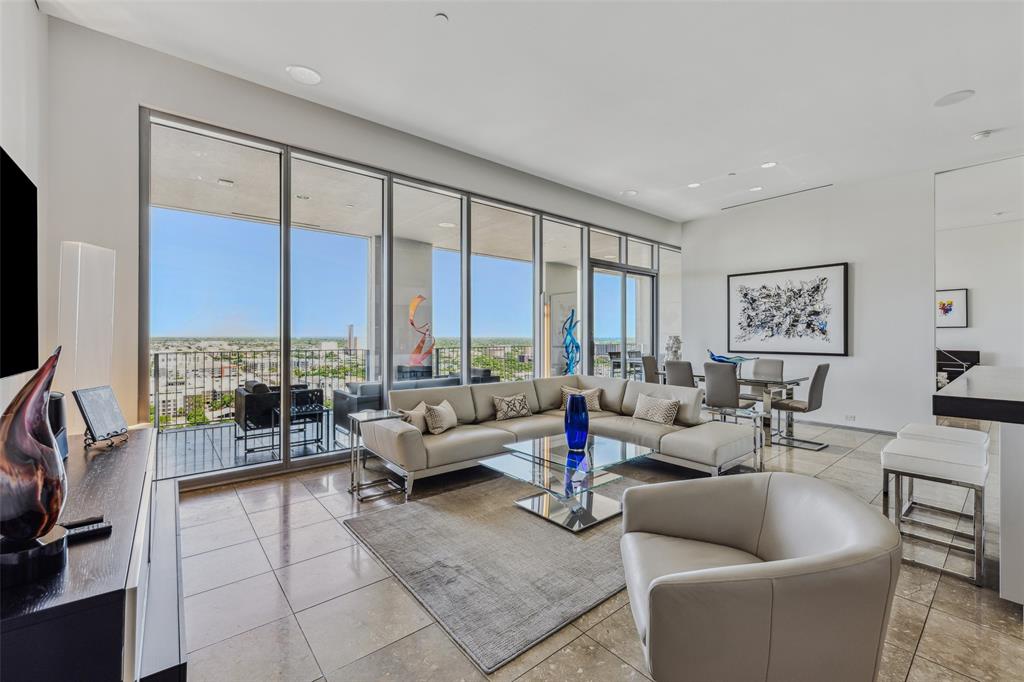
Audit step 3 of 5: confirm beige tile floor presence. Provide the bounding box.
[179,421,1022,681]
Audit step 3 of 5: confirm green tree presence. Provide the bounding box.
[186,404,209,426]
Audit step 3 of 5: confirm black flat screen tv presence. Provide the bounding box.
[1,146,39,378]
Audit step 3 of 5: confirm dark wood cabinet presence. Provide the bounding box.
[1,428,187,681]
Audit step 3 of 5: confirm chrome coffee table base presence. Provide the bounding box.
[514,490,623,533]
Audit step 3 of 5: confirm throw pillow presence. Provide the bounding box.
[560,385,602,411]
[633,393,680,425]
[424,400,458,435]
[399,401,428,433]
[493,393,532,421]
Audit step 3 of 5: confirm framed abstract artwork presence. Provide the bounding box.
[728,262,849,356]
[936,288,968,328]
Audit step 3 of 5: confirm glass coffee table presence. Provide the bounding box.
[479,434,652,532]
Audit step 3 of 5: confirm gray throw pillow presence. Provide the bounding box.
[633,393,680,425]
[399,401,428,434]
[560,385,602,411]
[493,393,532,421]
[424,400,458,435]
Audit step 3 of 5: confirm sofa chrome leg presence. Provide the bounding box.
[405,472,416,502]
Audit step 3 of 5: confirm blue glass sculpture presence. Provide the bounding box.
[707,348,758,365]
[561,308,581,375]
[564,393,589,451]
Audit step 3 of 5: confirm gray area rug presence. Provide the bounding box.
[343,472,660,673]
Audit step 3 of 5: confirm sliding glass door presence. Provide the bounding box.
[289,155,384,460]
[590,266,654,379]
[148,120,284,478]
[592,268,623,377]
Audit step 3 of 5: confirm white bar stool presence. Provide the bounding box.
[881,430,988,585]
[882,423,990,500]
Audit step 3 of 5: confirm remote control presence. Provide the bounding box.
[66,521,112,544]
[63,515,104,529]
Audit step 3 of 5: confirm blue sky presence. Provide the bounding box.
[152,208,546,339]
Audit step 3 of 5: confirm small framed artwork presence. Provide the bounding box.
[727,262,848,356]
[936,288,968,328]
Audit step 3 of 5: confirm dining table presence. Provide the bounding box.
[683,372,810,447]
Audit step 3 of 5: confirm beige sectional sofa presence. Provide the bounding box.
[359,374,759,497]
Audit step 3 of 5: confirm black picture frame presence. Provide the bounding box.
[936,288,969,328]
[727,262,849,357]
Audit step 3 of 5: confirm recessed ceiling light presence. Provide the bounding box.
[727,172,737,177]
[295,194,310,200]
[749,186,764,192]
[971,129,993,141]
[285,65,322,86]
[760,161,777,168]
[993,210,1008,217]
[620,189,639,197]
[933,89,975,107]
[434,12,449,24]
[217,178,235,187]
[687,183,701,189]
[345,203,355,209]
[438,221,456,228]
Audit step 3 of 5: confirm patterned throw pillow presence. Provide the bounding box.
[560,385,602,411]
[424,400,458,435]
[493,393,532,421]
[633,393,680,425]
[399,401,428,433]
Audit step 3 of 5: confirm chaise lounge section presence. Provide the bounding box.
[359,374,760,497]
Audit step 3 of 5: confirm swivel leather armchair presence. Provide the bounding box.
[621,472,901,681]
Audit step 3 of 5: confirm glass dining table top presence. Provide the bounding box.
[692,373,808,386]
[479,434,652,499]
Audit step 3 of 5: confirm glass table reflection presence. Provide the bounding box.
[479,434,652,532]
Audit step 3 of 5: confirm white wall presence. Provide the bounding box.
[0,0,48,410]
[679,171,936,432]
[936,220,1024,366]
[45,18,680,421]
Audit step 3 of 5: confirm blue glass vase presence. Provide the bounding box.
[564,393,589,451]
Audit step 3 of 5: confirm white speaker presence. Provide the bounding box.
[55,241,116,435]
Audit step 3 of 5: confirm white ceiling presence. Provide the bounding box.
[935,155,1024,231]
[43,0,1024,222]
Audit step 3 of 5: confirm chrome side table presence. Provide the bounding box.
[347,409,404,501]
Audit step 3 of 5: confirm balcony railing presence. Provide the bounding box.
[434,345,534,383]
[150,344,535,431]
[150,349,369,430]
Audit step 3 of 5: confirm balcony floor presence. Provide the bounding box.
[156,419,341,479]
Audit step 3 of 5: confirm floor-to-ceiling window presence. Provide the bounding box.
[391,181,464,387]
[470,200,535,383]
[542,219,583,377]
[289,155,384,459]
[145,112,683,482]
[148,120,283,478]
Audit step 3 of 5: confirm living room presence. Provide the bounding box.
[1,1,1022,680]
